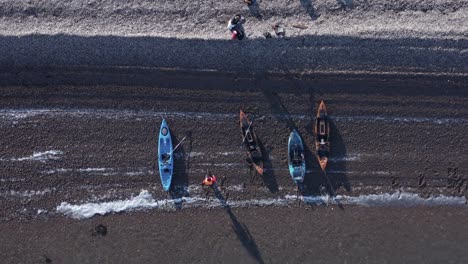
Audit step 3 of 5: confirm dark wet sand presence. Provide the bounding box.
[1,206,467,264]
[0,69,467,221]
[0,69,467,263]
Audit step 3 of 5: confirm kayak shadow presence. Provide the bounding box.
[213,186,265,264]
[258,138,279,193]
[263,90,297,131]
[295,89,326,196]
[169,131,191,209]
[299,128,324,196]
[328,118,352,193]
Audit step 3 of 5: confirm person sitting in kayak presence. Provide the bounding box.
[202,174,217,186]
[292,145,304,166]
[161,152,171,163]
[227,14,244,31]
[227,14,245,40]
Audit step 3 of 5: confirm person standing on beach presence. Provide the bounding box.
[202,173,217,187]
[202,172,218,197]
[227,14,246,40]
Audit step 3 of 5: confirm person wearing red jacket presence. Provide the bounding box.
[202,174,217,186]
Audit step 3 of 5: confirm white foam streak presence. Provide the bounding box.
[288,192,467,207]
[334,115,467,125]
[0,178,26,182]
[8,150,63,162]
[6,188,55,197]
[1,109,466,125]
[57,190,206,219]
[174,151,242,159]
[79,168,109,172]
[197,163,243,167]
[228,198,289,208]
[0,109,236,120]
[340,192,467,207]
[57,190,466,219]
[57,190,158,219]
[42,168,152,176]
[329,153,380,162]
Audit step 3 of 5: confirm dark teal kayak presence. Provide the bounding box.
[288,129,305,183]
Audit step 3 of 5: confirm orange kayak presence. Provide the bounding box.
[314,101,330,171]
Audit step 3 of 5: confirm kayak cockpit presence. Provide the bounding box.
[242,127,258,151]
[290,145,304,166]
[161,152,171,163]
[316,118,329,142]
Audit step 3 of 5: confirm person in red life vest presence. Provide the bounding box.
[227,14,246,40]
[202,173,217,186]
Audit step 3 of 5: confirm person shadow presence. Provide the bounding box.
[169,131,192,209]
[212,185,265,264]
[247,0,262,19]
[300,0,320,20]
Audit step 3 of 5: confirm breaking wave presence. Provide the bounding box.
[56,190,467,219]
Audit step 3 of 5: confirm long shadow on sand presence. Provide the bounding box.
[169,131,191,209]
[327,118,352,193]
[247,0,262,19]
[298,129,319,194]
[258,138,279,193]
[1,34,466,83]
[213,185,265,264]
[1,34,466,99]
[263,90,297,131]
[300,0,320,20]
[338,0,354,9]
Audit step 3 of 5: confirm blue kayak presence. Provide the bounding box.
[288,129,305,183]
[158,119,173,191]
